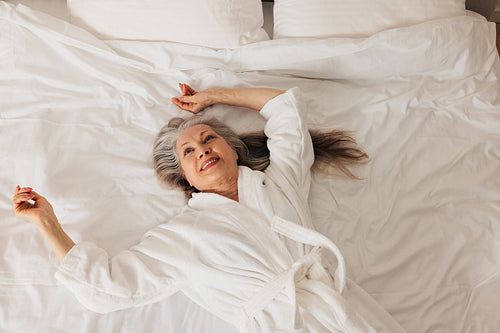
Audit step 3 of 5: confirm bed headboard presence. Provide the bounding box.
[262,0,498,20]
[465,0,497,19]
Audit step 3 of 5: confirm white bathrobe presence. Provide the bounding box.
[55,88,406,333]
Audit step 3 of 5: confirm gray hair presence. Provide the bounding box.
[153,115,369,197]
[152,115,268,197]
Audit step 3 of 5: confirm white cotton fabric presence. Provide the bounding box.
[273,0,466,38]
[54,89,405,332]
[66,0,269,48]
[1,2,500,333]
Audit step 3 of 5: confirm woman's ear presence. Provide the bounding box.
[180,168,191,186]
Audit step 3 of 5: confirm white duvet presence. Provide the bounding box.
[1,3,499,332]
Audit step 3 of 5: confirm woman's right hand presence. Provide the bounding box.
[171,83,220,114]
[12,186,58,226]
[13,186,74,263]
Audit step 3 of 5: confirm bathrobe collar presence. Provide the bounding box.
[188,166,266,210]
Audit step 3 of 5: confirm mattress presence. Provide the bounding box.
[1,1,499,332]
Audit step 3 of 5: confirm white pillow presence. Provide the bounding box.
[273,0,466,39]
[67,0,269,49]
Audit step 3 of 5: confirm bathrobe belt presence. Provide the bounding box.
[240,216,347,322]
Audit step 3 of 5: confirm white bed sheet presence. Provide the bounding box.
[1,2,500,332]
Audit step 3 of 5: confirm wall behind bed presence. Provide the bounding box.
[489,1,500,54]
[5,0,69,20]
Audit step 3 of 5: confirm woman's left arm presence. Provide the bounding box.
[171,83,285,113]
[258,88,314,197]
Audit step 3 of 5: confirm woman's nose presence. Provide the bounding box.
[199,148,211,158]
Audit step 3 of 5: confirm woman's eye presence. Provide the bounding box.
[184,148,193,156]
[204,135,215,143]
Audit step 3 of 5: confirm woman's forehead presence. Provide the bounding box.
[176,124,214,148]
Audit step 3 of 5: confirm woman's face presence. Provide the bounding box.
[176,124,239,192]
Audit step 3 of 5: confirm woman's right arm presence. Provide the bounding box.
[55,239,179,313]
[13,186,179,313]
[12,186,74,263]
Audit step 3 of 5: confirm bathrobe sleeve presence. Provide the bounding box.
[259,87,314,197]
[54,235,180,314]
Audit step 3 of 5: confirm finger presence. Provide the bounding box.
[29,191,45,201]
[15,186,32,194]
[172,97,186,108]
[179,95,196,103]
[181,83,192,96]
[13,192,35,200]
[171,98,194,112]
[16,185,20,193]
[13,202,32,217]
[186,85,196,96]
[13,193,35,205]
[18,187,33,194]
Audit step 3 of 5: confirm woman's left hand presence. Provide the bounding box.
[172,83,285,112]
[171,83,218,114]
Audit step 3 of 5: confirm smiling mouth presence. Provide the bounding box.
[200,158,219,171]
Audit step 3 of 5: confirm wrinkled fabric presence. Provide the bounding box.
[1,2,500,333]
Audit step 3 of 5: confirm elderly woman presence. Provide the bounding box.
[12,85,405,332]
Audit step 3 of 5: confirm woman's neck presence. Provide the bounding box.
[206,180,239,202]
[196,170,239,201]
[219,187,239,201]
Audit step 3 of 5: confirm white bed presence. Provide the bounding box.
[1,0,499,332]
